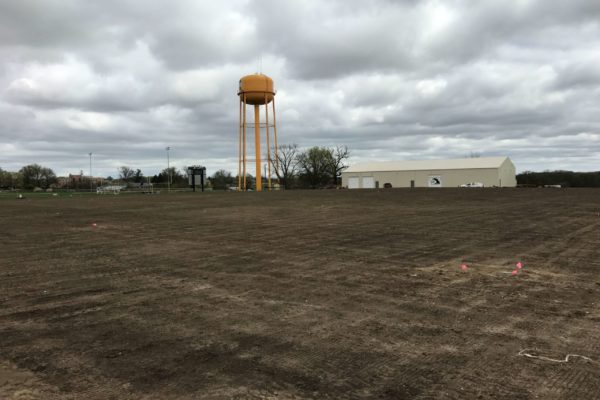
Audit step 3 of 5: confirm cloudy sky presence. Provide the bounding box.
[1,0,599,177]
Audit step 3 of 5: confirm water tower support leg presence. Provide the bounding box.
[254,104,262,191]
[243,95,247,190]
[272,98,279,178]
[238,99,242,191]
[265,94,271,190]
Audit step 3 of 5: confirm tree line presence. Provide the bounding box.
[8,156,599,192]
[0,164,190,191]
[0,145,350,191]
[517,171,600,187]
[209,145,350,190]
[0,164,57,190]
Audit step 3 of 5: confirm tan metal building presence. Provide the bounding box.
[342,156,516,188]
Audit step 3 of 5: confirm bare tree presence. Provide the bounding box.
[270,144,299,189]
[118,166,135,182]
[328,145,350,186]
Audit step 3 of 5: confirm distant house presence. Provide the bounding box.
[69,174,84,184]
[54,174,106,188]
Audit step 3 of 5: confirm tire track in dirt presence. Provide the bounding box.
[536,364,600,400]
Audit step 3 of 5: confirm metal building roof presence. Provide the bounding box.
[344,156,510,173]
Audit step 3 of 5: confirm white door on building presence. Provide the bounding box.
[362,176,375,188]
[348,177,359,189]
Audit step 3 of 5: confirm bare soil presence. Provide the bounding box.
[1,189,599,399]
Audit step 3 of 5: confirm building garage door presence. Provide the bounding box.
[348,177,359,189]
[362,176,375,189]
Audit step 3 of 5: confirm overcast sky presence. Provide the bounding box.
[1,0,599,177]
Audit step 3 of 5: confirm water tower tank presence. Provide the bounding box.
[237,73,279,192]
[238,74,274,105]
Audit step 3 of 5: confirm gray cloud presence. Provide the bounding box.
[0,0,599,177]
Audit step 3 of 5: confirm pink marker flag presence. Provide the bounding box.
[516,262,523,269]
[461,264,468,271]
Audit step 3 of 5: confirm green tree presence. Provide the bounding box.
[210,169,235,190]
[19,164,56,190]
[0,168,13,188]
[244,174,255,190]
[231,173,256,190]
[517,170,600,187]
[133,169,144,183]
[153,167,187,187]
[297,147,335,188]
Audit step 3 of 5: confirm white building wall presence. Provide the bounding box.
[498,158,517,187]
[343,167,516,188]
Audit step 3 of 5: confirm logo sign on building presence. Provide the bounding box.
[428,175,442,187]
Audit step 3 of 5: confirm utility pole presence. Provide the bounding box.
[89,152,93,193]
[166,146,171,192]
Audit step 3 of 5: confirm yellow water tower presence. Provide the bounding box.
[237,73,278,191]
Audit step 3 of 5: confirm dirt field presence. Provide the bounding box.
[1,189,599,399]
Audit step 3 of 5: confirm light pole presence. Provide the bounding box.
[89,152,93,193]
[166,146,171,192]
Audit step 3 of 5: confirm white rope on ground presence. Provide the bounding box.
[518,349,596,364]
